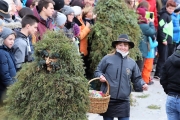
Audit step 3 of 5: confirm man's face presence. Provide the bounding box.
[28,23,38,35]
[44,3,54,17]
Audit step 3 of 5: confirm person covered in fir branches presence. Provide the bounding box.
[136,7,156,85]
[0,27,16,105]
[13,15,39,71]
[160,45,180,120]
[33,0,55,41]
[94,34,148,120]
[171,6,180,48]
[154,0,176,79]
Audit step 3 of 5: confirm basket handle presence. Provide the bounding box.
[88,77,110,96]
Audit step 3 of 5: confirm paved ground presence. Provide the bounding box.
[87,79,167,120]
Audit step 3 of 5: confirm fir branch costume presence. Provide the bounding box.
[1,31,89,120]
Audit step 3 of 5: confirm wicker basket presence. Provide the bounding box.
[88,78,111,114]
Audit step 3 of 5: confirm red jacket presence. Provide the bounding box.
[146,0,158,30]
[33,7,54,41]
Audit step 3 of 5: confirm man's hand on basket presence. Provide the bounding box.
[99,75,107,82]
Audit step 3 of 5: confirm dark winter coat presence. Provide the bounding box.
[94,52,145,100]
[13,30,33,70]
[160,50,180,94]
[139,22,156,57]
[33,6,54,41]
[0,45,16,96]
[157,7,173,44]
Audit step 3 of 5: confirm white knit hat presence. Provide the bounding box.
[71,6,82,16]
[55,12,67,26]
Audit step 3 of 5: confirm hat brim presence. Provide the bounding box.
[0,12,10,18]
[112,40,134,49]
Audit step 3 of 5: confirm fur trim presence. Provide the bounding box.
[4,22,22,29]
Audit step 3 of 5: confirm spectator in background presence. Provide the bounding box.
[54,12,67,31]
[61,6,80,52]
[171,6,180,48]
[154,0,176,79]
[13,15,39,71]
[160,45,180,120]
[82,5,94,25]
[136,7,156,83]
[26,0,39,10]
[4,0,21,22]
[0,28,16,105]
[138,0,158,30]
[33,0,55,41]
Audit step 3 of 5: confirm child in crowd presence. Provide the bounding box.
[13,15,39,71]
[142,36,158,85]
[0,27,16,105]
[136,7,156,77]
[154,0,176,79]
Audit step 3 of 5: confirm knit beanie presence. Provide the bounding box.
[71,6,82,16]
[137,7,146,17]
[73,23,80,36]
[53,0,65,11]
[61,6,74,15]
[18,7,33,18]
[55,12,67,26]
[0,27,15,45]
[136,7,147,24]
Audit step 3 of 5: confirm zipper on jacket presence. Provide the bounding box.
[116,59,123,98]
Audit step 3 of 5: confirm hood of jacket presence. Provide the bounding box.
[15,29,28,39]
[0,45,13,52]
[170,50,180,67]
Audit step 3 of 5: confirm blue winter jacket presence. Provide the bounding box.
[0,45,16,95]
[139,22,156,58]
[146,37,158,58]
[171,13,180,43]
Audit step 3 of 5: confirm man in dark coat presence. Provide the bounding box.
[160,45,180,120]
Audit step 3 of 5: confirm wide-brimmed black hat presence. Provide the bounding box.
[0,0,10,18]
[112,34,134,48]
